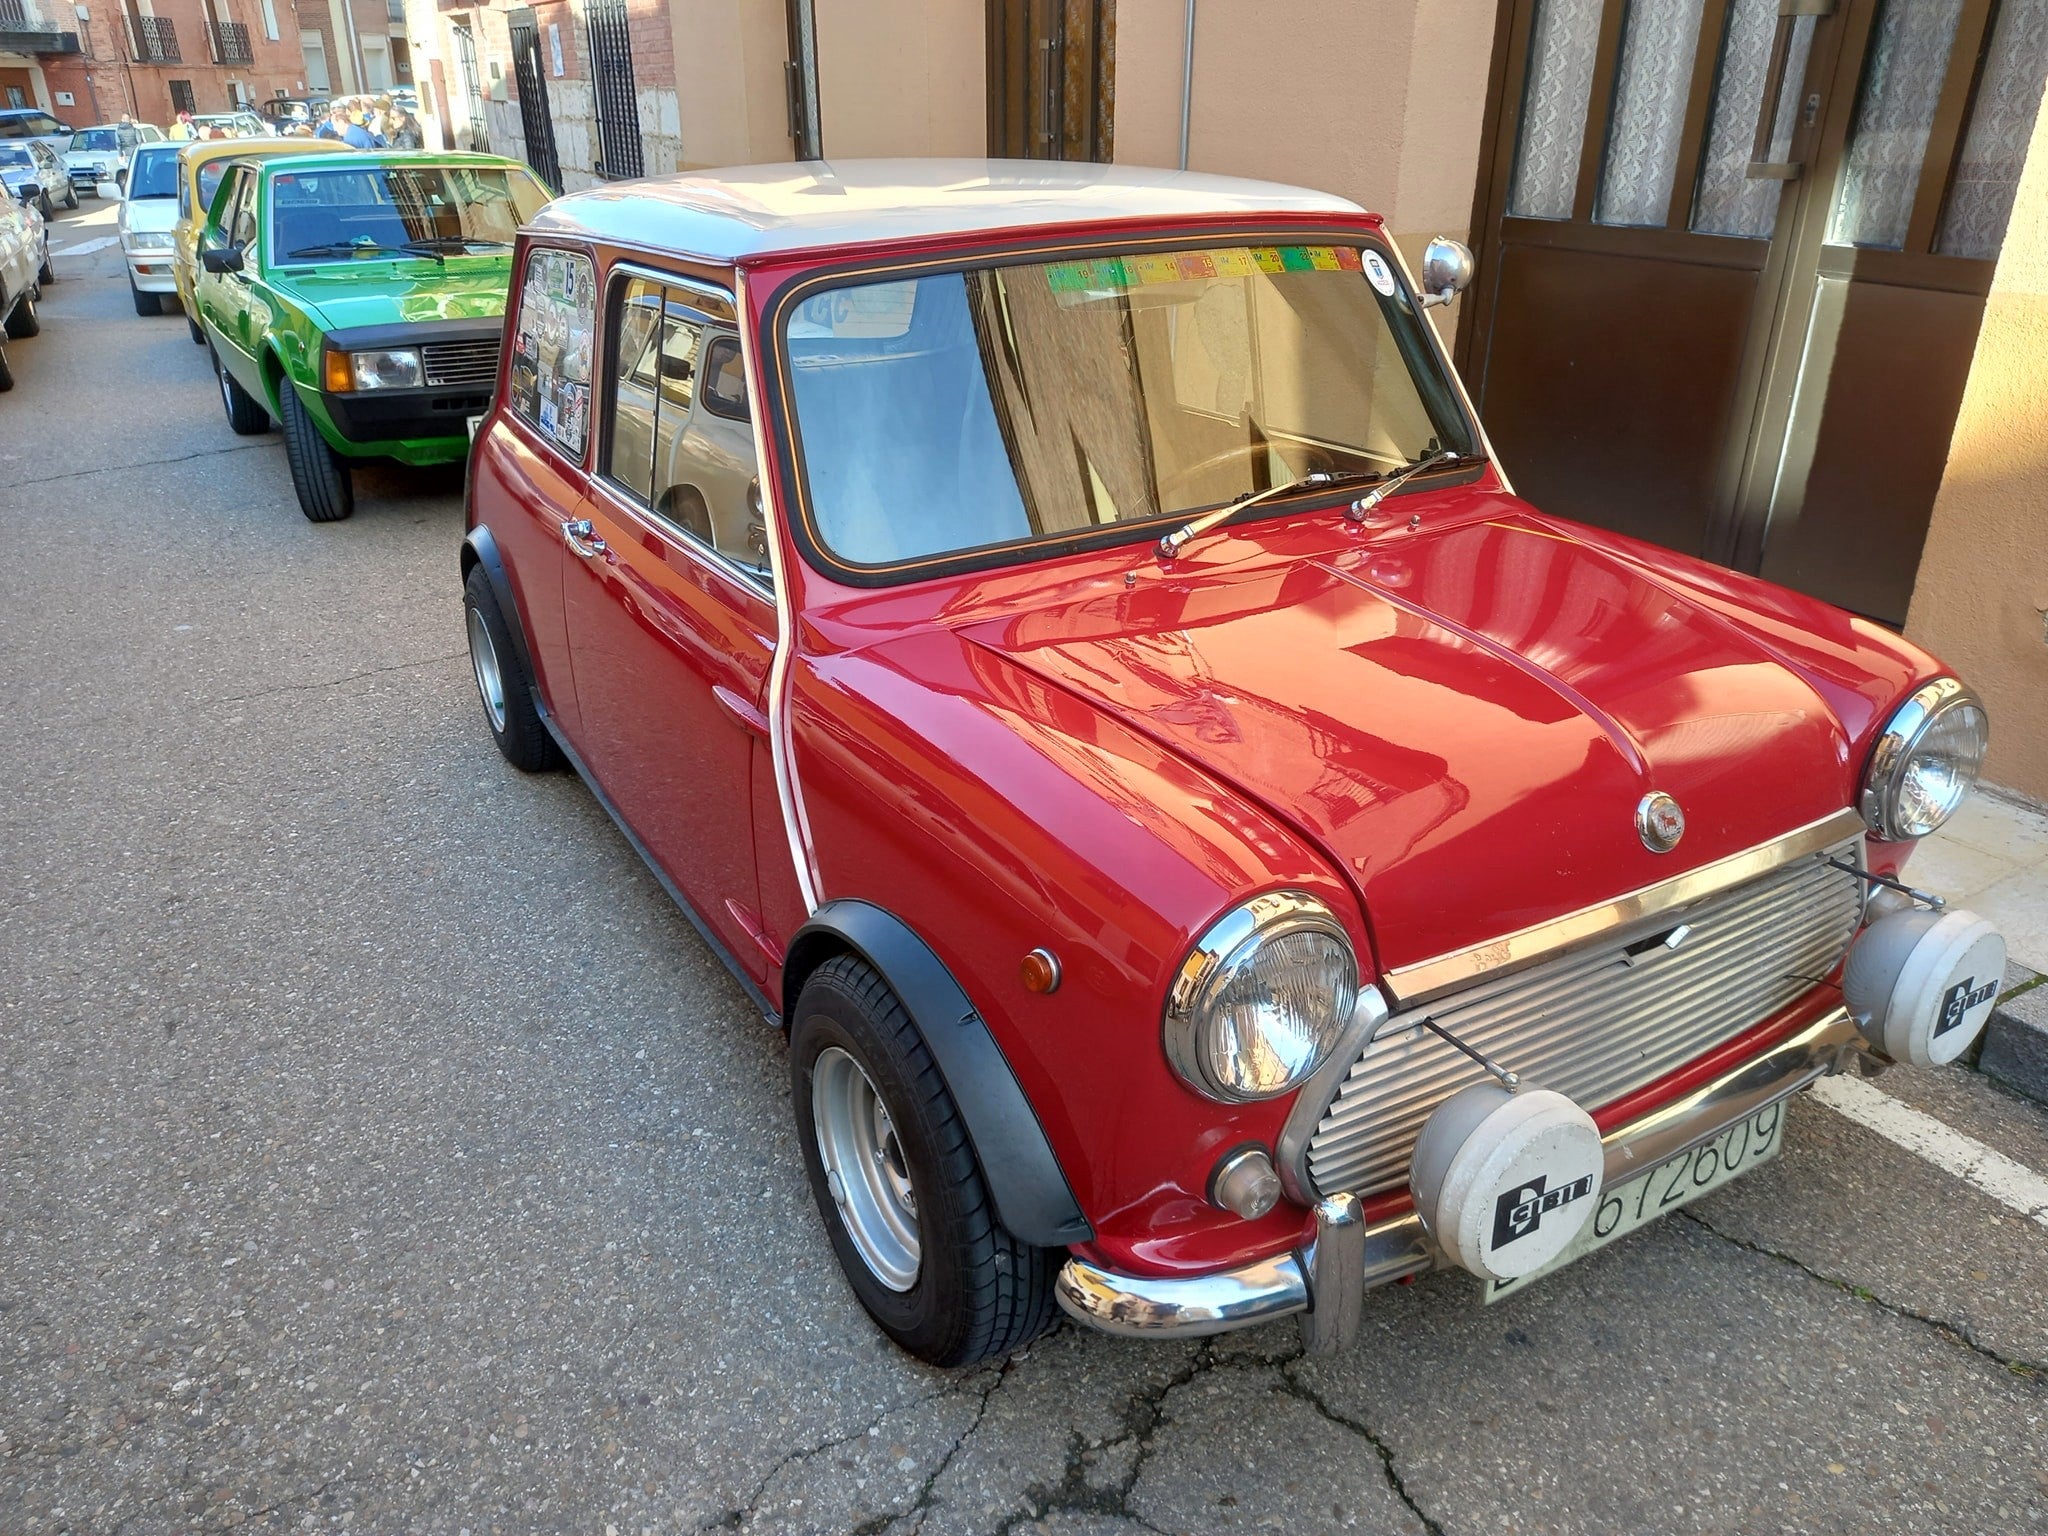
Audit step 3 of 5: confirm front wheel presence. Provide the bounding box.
[63,182,78,210]
[277,381,353,521]
[129,279,156,317]
[4,292,37,340]
[0,336,13,393]
[37,247,53,286]
[791,956,1060,1367]
[35,190,51,220]
[211,345,269,435]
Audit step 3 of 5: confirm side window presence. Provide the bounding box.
[598,270,764,578]
[508,246,597,461]
[227,173,259,249]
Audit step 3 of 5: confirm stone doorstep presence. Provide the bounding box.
[1972,958,2048,1107]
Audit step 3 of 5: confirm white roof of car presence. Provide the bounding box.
[528,158,1368,264]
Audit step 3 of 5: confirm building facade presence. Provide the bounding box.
[389,0,2048,799]
[299,0,410,98]
[5,0,312,124]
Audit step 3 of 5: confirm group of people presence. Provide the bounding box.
[313,97,425,150]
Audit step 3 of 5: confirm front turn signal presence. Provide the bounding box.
[322,348,353,393]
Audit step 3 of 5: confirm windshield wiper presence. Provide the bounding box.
[284,240,406,259]
[1156,469,1380,560]
[1342,449,1467,521]
[402,236,510,254]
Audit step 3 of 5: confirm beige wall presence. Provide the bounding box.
[670,0,793,169]
[816,0,983,159]
[1906,104,2048,804]
[1114,0,1497,269]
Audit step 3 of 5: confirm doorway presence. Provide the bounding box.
[986,0,1114,161]
[1462,0,2048,624]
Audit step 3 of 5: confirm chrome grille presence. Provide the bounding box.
[421,338,501,388]
[1306,840,1863,1199]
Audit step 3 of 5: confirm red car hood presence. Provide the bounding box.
[957,513,1869,973]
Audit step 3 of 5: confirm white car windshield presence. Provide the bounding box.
[72,128,123,152]
[127,147,181,198]
[780,242,1475,571]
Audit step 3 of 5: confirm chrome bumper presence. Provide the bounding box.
[1054,1005,1867,1350]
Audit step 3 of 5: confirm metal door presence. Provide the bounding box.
[506,7,562,192]
[450,22,488,153]
[585,0,643,180]
[986,0,1114,160]
[1463,0,2048,624]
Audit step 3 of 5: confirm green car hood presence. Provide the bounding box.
[270,258,513,331]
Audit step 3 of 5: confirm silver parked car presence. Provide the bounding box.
[0,191,52,391]
[0,139,76,218]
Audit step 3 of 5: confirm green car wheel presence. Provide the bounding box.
[278,383,354,523]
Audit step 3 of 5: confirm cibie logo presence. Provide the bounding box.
[1936,975,1997,1036]
[1491,1173,1596,1251]
[1636,791,1685,853]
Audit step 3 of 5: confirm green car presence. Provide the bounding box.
[192,150,551,521]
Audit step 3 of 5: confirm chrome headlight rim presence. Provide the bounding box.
[350,347,424,391]
[1163,890,1360,1104]
[1860,676,1987,841]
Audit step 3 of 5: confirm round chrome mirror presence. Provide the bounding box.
[1420,237,1475,307]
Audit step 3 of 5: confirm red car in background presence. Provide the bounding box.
[461,161,2004,1367]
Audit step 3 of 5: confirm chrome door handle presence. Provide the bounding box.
[562,518,607,556]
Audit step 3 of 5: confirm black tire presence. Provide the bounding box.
[37,243,53,286]
[35,190,51,220]
[4,291,36,340]
[277,379,354,521]
[790,956,1060,1367]
[211,345,270,436]
[462,564,562,772]
[154,291,178,316]
[0,336,13,393]
[63,182,79,211]
[187,311,204,345]
[130,279,156,317]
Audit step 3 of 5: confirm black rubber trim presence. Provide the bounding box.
[320,315,506,353]
[787,900,1092,1248]
[322,384,493,442]
[460,526,539,705]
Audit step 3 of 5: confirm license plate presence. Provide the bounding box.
[1483,1101,1786,1303]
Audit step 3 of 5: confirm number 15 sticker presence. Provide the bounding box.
[1363,251,1398,297]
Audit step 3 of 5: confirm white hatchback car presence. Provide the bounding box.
[66,122,165,198]
[118,141,185,315]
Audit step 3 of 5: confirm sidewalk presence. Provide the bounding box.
[1916,786,2048,1101]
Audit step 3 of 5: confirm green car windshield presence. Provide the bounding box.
[780,242,1476,571]
[270,163,549,263]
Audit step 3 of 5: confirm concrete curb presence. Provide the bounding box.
[1976,959,2048,1106]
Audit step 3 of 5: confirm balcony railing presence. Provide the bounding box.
[0,0,81,50]
[0,0,31,27]
[205,17,251,64]
[127,13,180,62]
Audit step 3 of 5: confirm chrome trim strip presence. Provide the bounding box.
[1275,985,1390,1206]
[1383,807,1866,1006]
[1053,1005,1863,1341]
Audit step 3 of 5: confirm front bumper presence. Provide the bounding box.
[127,253,177,291]
[314,317,503,457]
[1055,1004,1867,1349]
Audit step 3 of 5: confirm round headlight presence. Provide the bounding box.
[1163,892,1359,1102]
[1861,678,1988,840]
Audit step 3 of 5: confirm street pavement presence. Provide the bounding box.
[3,198,2046,1536]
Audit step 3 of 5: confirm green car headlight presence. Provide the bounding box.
[328,347,423,392]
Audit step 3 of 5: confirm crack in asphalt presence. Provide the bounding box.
[0,439,278,493]
[1276,1362,1446,1536]
[853,1360,1013,1536]
[201,650,468,709]
[1681,1210,2045,1382]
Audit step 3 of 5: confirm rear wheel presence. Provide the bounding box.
[186,310,204,345]
[790,956,1061,1367]
[4,291,37,340]
[277,379,354,522]
[211,345,270,436]
[35,190,51,220]
[0,336,13,393]
[462,564,561,772]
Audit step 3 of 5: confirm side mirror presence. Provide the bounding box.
[96,178,121,200]
[201,245,244,274]
[1420,237,1476,309]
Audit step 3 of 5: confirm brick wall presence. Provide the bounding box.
[39,0,311,123]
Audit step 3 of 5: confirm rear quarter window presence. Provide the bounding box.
[508,247,597,461]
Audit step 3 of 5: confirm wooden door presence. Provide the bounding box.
[986,0,1114,161]
[1463,0,2048,624]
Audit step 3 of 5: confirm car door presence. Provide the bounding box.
[31,140,61,201]
[561,265,775,978]
[199,166,260,389]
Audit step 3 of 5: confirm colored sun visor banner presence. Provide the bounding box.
[1045,245,1365,303]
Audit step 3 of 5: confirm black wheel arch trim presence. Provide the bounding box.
[460,525,541,711]
[786,899,1092,1249]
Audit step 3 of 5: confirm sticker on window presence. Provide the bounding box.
[788,281,918,339]
[510,248,596,457]
[1044,245,1369,306]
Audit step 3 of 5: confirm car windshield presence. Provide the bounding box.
[72,128,121,152]
[780,242,1476,571]
[127,147,180,198]
[270,163,548,260]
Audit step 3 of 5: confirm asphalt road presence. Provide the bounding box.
[3,197,2045,1536]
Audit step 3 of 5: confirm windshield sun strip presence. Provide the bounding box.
[762,226,1484,586]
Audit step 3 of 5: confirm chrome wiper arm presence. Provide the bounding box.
[1343,449,1463,522]
[1155,470,1368,560]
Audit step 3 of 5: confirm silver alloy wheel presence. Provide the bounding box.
[812,1045,920,1291]
[466,605,507,733]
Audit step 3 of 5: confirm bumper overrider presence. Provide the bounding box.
[1057,894,2006,1352]
[316,317,503,446]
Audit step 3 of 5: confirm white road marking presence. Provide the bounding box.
[52,235,121,256]
[1812,1073,2048,1229]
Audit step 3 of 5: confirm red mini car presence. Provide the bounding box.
[462,161,2005,1367]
